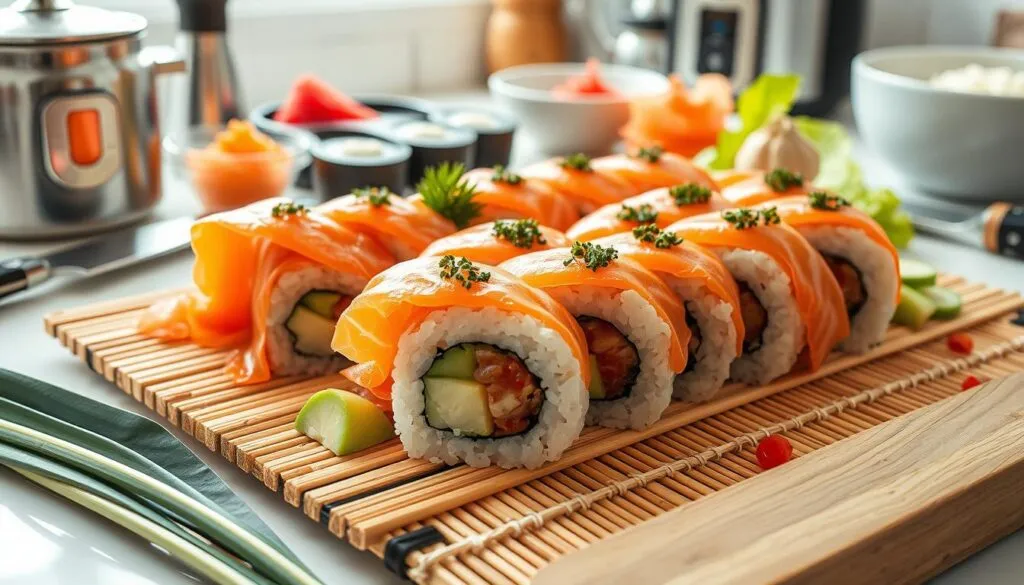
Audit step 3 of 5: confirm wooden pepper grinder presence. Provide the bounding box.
[487,0,567,74]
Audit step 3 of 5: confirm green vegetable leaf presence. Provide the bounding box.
[706,74,801,170]
[417,163,482,229]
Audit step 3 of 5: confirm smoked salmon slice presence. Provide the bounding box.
[458,167,580,231]
[621,74,734,157]
[590,149,717,194]
[566,185,729,242]
[421,220,571,265]
[519,155,635,214]
[721,169,810,207]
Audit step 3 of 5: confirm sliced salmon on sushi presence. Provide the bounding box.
[501,243,691,429]
[331,256,589,468]
[449,165,580,231]
[139,198,395,384]
[721,168,810,207]
[668,207,849,384]
[519,154,635,214]
[590,146,717,194]
[566,183,728,242]
[421,219,571,265]
[592,227,744,401]
[757,193,900,352]
[318,187,456,260]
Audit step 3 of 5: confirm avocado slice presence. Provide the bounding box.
[891,284,936,330]
[285,306,336,356]
[295,389,394,456]
[423,377,493,437]
[921,286,962,320]
[587,354,605,399]
[301,291,343,318]
[425,344,477,379]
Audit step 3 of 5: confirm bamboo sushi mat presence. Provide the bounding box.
[45,274,1024,585]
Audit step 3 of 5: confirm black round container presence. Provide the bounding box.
[430,106,517,169]
[311,133,412,201]
[389,119,477,189]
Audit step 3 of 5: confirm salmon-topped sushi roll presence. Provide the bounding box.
[520,153,635,214]
[461,165,580,231]
[421,219,571,265]
[566,183,729,242]
[590,146,717,194]
[721,168,811,207]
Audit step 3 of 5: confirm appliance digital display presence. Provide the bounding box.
[697,9,738,76]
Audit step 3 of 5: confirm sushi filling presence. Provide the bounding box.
[284,290,351,357]
[422,344,543,438]
[737,281,768,353]
[683,308,701,374]
[578,316,641,401]
[823,255,868,317]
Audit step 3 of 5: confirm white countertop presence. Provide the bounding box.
[1,98,1023,585]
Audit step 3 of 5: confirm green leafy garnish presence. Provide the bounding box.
[632,146,663,164]
[491,165,523,185]
[417,163,481,229]
[764,168,804,192]
[808,191,850,211]
[492,218,546,249]
[703,74,801,170]
[616,203,659,224]
[564,241,618,271]
[760,206,780,225]
[270,201,308,218]
[632,224,683,249]
[670,183,713,206]
[439,255,491,289]
[559,153,593,172]
[721,208,761,230]
[353,186,393,207]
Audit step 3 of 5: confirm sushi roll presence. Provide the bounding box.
[460,165,580,231]
[501,242,691,430]
[721,168,810,207]
[140,198,396,383]
[590,146,717,194]
[566,183,728,242]
[331,256,590,469]
[421,219,571,265]
[669,208,849,384]
[520,153,634,214]
[758,193,900,352]
[593,228,744,402]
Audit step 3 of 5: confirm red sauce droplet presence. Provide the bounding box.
[756,435,793,470]
[961,375,982,391]
[946,332,974,355]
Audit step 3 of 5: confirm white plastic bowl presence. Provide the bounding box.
[852,46,1024,201]
[488,62,670,156]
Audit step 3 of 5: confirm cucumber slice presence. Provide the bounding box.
[921,286,962,320]
[891,284,936,329]
[587,355,605,399]
[425,344,477,379]
[285,306,336,356]
[423,377,493,437]
[899,258,937,289]
[301,291,342,318]
[295,389,394,456]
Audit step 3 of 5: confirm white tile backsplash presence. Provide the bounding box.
[867,0,1024,48]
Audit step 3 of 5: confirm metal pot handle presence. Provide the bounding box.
[139,45,186,76]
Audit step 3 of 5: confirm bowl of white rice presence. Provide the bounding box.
[852,46,1024,201]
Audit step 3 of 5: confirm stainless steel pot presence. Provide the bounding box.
[0,0,184,239]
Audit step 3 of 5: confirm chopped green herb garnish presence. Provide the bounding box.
[721,208,760,230]
[808,191,850,211]
[632,224,683,249]
[563,241,618,272]
[632,145,663,164]
[439,255,491,289]
[669,183,713,206]
[492,218,546,249]
[559,153,593,172]
[491,164,523,185]
[353,186,393,207]
[417,162,482,229]
[616,203,659,224]
[760,206,781,225]
[270,201,308,218]
[764,168,804,192]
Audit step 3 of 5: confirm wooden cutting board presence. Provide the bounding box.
[534,374,1024,585]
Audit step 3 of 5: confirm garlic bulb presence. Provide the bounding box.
[734,116,820,180]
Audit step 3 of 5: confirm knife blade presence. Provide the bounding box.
[0,216,193,301]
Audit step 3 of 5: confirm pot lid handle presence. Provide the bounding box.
[11,0,75,13]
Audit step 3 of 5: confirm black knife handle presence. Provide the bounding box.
[984,204,1024,259]
[0,258,51,301]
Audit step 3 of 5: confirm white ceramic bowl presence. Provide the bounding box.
[852,46,1024,201]
[488,63,670,156]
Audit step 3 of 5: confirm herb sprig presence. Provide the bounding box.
[760,206,781,225]
[809,191,850,211]
[564,241,618,272]
[439,255,491,289]
[270,201,308,218]
[631,146,663,164]
[353,186,393,207]
[632,224,683,249]
[764,168,804,192]
[417,163,481,229]
[492,218,547,249]
[616,203,659,224]
[721,207,780,229]
[491,165,523,185]
[669,183,713,206]
[559,153,593,172]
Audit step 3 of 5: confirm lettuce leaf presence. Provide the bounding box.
[706,74,801,170]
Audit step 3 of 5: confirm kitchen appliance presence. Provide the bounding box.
[172,0,244,129]
[0,216,193,302]
[668,0,865,115]
[613,20,669,70]
[0,0,185,239]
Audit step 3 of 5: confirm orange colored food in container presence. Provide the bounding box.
[621,74,733,157]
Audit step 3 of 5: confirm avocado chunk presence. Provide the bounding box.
[425,344,477,379]
[587,354,605,399]
[301,291,343,318]
[423,377,493,437]
[295,389,394,456]
[891,284,936,330]
[285,306,336,356]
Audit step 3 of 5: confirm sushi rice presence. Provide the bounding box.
[669,279,738,402]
